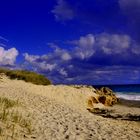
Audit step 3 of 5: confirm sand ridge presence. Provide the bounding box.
[0,76,140,140]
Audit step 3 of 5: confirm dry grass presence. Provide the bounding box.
[0,97,33,139]
[0,97,19,109]
[0,67,51,85]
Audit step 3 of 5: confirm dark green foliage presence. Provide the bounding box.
[0,68,51,85]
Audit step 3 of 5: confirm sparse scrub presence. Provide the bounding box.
[0,97,19,109]
[0,96,33,139]
[0,67,51,85]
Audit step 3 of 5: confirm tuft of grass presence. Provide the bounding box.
[0,97,33,139]
[0,97,19,109]
[0,67,51,85]
[0,109,9,122]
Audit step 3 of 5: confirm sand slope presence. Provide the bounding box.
[0,76,140,140]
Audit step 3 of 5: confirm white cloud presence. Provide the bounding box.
[52,0,74,21]
[24,33,139,66]
[23,53,56,72]
[0,47,18,65]
[74,34,95,59]
[39,62,56,71]
[48,43,72,61]
[59,68,68,77]
[23,32,140,84]
[101,47,112,54]
[23,53,40,63]
[70,33,132,58]
[61,52,71,61]
[96,33,131,54]
[78,34,95,48]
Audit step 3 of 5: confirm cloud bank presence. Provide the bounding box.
[23,33,140,84]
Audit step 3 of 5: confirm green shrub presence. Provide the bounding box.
[0,68,51,85]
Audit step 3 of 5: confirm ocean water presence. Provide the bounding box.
[93,84,140,101]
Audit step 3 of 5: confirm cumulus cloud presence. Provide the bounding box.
[23,53,40,63]
[39,63,56,71]
[23,53,56,72]
[23,33,140,84]
[59,68,68,77]
[61,52,71,61]
[0,47,18,66]
[73,34,95,59]
[52,0,74,21]
[70,33,137,57]
[96,33,131,54]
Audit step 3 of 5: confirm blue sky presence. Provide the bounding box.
[0,0,140,85]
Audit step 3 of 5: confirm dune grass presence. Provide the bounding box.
[0,96,33,139]
[0,97,19,109]
[0,68,51,85]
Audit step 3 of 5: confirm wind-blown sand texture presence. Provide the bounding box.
[0,75,140,140]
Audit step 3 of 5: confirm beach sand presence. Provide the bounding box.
[0,76,140,140]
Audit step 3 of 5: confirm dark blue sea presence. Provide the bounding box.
[93,84,140,101]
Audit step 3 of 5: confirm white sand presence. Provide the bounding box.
[0,76,140,140]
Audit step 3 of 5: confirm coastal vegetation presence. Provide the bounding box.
[0,97,33,139]
[0,68,51,85]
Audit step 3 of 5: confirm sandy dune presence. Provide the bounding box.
[0,76,140,140]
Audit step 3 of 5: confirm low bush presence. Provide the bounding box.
[0,68,51,85]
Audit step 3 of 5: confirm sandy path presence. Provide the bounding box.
[0,77,140,140]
